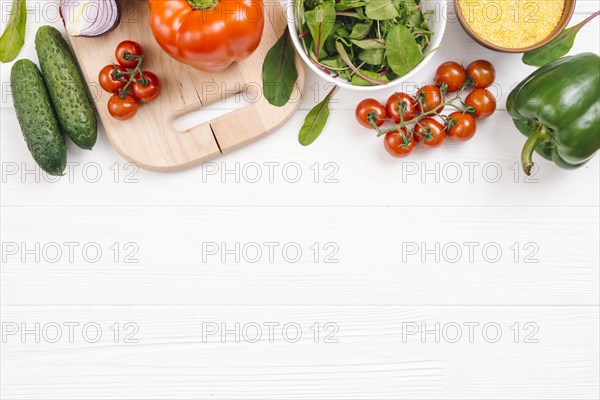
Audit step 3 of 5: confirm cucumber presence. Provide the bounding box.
[35,25,97,149]
[10,59,67,176]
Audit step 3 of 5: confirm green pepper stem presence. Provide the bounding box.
[186,0,219,10]
[522,126,550,176]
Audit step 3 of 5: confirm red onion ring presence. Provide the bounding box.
[60,0,121,37]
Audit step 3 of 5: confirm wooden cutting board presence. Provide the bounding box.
[68,0,305,172]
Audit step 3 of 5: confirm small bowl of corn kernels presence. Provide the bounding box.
[454,0,576,52]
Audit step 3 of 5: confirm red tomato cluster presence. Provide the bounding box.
[98,41,161,121]
[355,60,497,158]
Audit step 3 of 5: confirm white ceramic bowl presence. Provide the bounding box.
[285,0,447,92]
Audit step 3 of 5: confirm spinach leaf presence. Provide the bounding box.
[522,11,599,67]
[386,24,423,76]
[299,86,338,146]
[359,48,385,65]
[320,57,347,70]
[365,0,399,20]
[351,38,386,49]
[336,0,367,11]
[351,70,390,86]
[336,40,388,85]
[305,0,336,58]
[0,0,27,63]
[262,27,299,107]
[348,21,373,39]
[296,0,434,87]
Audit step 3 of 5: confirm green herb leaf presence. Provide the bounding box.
[359,48,385,65]
[365,0,399,20]
[299,86,337,146]
[351,38,386,49]
[348,21,373,39]
[386,24,423,76]
[305,0,336,58]
[320,56,347,70]
[336,40,388,85]
[0,0,27,63]
[335,0,367,11]
[351,70,390,86]
[296,0,433,87]
[262,28,299,107]
[522,11,599,66]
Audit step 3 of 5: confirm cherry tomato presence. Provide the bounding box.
[384,129,415,158]
[132,71,161,103]
[386,92,417,124]
[447,112,477,141]
[416,85,444,113]
[413,118,446,148]
[465,89,496,119]
[466,60,496,89]
[355,98,387,129]
[108,93,139,121]
[98,65,128,93]
[434,61,467,93]
[116,40,144,69]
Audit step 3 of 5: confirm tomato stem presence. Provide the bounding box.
[377,85,472,137]
[186,0,219,10]
[118,56,146,99]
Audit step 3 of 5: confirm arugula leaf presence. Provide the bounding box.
[386,24,423,76]
[522,11,599,67]
[365,0,399,20]
[299,86,338,146]
[262,27,298,107]
[305,0,336,58]
[0,0,27,63]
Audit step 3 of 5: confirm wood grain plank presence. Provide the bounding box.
[1,207,597,306]
[1,306,597,399]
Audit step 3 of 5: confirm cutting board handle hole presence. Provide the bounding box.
[172,90,254,133]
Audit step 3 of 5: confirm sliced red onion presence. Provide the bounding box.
[60,0,121,37]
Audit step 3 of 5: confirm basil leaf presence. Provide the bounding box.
[262,28,299,107]
[299,86,337,146]
[386,24,423,76]
[365,0,399,20]
[522,12,599,66]
[305,0,336,58]
[0,0,27,63]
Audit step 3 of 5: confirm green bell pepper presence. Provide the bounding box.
[507,53,600,175]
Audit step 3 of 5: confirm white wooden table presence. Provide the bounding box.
[1,1,599,398]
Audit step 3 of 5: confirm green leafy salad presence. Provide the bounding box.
[294,0,434,86]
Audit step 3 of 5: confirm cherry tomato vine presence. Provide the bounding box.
[354,59,498,158]
[98,41,162,121]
